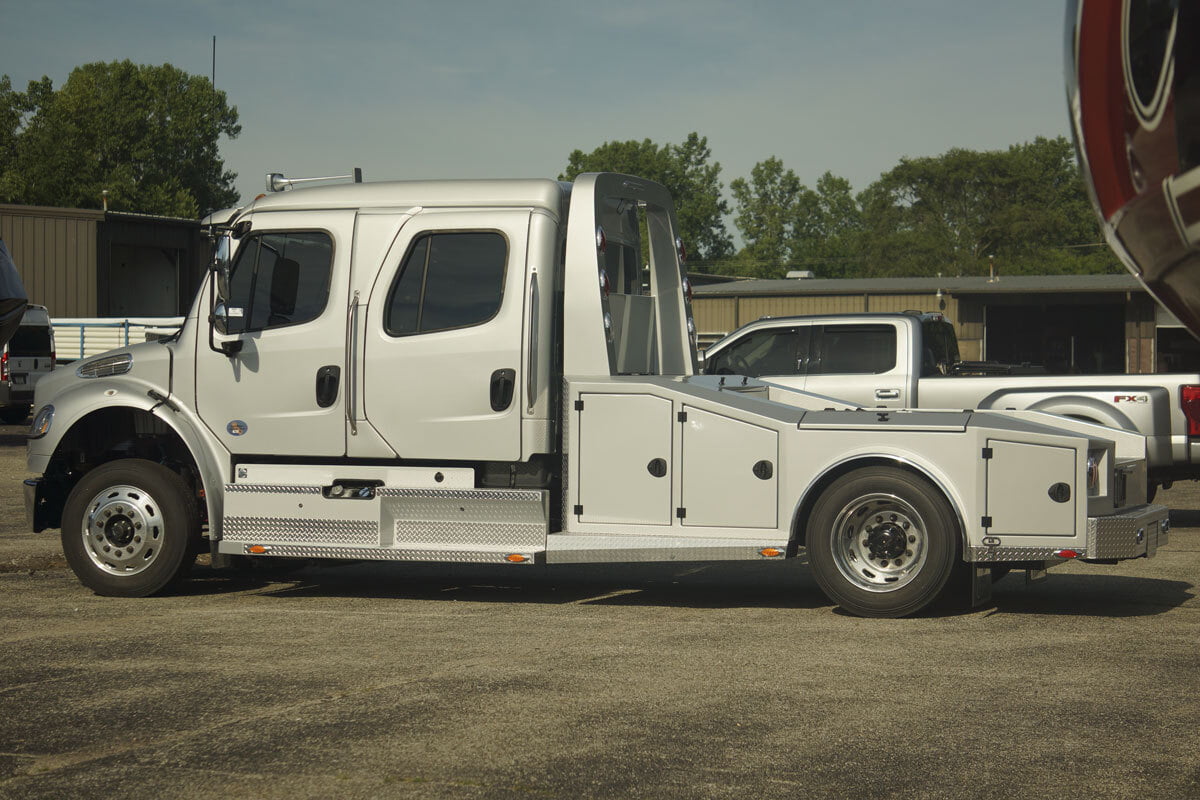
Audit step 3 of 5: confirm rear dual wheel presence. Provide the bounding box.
[61,459,199,597]
[806,467,960,618]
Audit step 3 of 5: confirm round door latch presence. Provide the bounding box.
[647,458,668,478]
[752,460,774,480]
[1048,482,1071,503]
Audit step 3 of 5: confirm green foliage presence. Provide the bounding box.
[724,136,1116,278]
[561,133,734,264]
[1,60,240,217]
[729,156,814,277]
[857,136,1118,277]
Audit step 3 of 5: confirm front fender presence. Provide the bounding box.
[28,379,230,538]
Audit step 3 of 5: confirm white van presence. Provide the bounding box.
[1,304,55,424]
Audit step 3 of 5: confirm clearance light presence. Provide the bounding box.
[675,236,687,263]
[1054,549,1079,559]
[596,225,607,253]
[682,276,694,302]
[505,554,528,563]
[759,548,783,558]
[599,268,611,297]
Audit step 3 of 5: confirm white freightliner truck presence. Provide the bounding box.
[23,173,1170,617]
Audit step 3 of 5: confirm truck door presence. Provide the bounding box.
[804,322,910,408]
[360,209,529,461]
[196,210,354,457]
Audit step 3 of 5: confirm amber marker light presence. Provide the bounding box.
[759,548,783,558]
[247,545,268,555]
[505,554,528,563]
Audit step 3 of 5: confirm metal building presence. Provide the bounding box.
[0,203,207,318]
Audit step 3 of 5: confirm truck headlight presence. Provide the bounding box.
[29,404,53,438]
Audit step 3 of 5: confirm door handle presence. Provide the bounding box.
[490,368,516,412]
[875,388,900,400]
[316,365,341,408]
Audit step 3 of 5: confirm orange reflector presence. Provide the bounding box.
[759,548,783,558]
[248,545,268,555]
[505,554,527,563]
[1055,549,1079,559]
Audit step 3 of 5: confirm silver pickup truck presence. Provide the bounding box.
[702,311,1200,496]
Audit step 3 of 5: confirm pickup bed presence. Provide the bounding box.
[702,312,1200,493]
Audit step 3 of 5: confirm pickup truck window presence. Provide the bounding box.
[386,231,507,336]
[815,324,896,374]
[707,327,807,376]
[225,231,333,333]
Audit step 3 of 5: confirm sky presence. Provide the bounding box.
[2,1,1075,210]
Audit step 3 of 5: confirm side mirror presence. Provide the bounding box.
[211,235,233,303]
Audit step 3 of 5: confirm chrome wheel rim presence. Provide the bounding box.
[829,493,929,592]
[80,484,164,577]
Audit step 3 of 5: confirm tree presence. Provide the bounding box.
[857,136,1118,277]
[730,156,815,277]
[561,133,734,265]
[805,171,864,278]
[1,60,240,217]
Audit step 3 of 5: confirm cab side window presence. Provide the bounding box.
[224,231,333,334]
[707,327,806,376]
[385,232,507,335]
[814,325,896,374]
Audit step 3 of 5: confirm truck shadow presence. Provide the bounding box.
[182,560,1194,617]
[187,560,829,610]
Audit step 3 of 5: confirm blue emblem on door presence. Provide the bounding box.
[226,420,249,436]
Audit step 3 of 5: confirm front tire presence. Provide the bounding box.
[61,459,199,597]
[806,467,960,618]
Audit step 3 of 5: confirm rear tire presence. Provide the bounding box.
[806,467,960,618]
[61,459,199,597]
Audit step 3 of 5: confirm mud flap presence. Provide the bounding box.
[969,564,993,607]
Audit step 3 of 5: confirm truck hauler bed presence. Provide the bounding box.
[23,173,1169,618]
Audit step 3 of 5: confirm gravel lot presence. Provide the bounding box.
[1,424,1197,799]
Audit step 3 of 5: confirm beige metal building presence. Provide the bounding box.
[0,203,206,318]
[693,275,1180,375]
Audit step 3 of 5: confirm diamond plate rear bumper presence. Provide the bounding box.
[1086,503,1170,559]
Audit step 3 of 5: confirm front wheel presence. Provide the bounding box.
[61,459,200,597]
[806,467,960,618]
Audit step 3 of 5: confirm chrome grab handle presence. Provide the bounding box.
[346,291,360,436]
[875,388,900,400]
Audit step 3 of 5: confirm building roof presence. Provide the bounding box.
[692,274,1144,296]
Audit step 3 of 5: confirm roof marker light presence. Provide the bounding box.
[596,225,607,253]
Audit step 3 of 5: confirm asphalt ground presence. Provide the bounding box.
[0,424,1197,799]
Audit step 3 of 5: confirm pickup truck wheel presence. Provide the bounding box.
[61,459,199,597]
[806,467,959,618]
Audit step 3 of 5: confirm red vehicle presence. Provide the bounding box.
[1069,0,1200,333]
